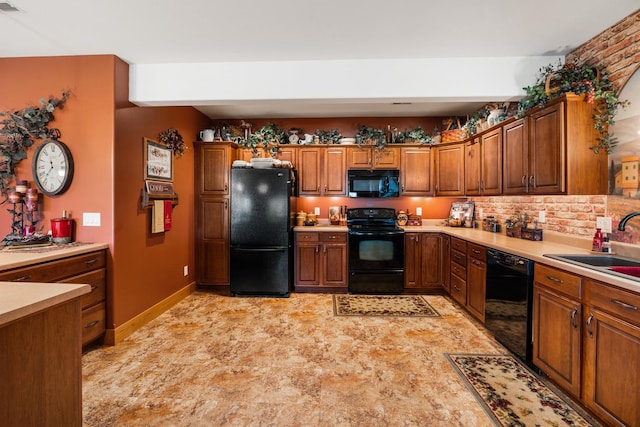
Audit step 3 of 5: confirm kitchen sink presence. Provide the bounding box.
[543,253,640,281]
[545,254,640,267]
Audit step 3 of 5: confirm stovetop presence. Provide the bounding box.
[347,208,402,231]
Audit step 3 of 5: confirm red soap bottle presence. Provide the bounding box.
[592,228,603,252]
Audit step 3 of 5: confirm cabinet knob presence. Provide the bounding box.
[586,314,594,338]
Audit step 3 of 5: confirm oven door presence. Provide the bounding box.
[348,229,404,271]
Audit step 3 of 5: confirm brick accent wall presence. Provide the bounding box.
[470,196,607,237]
[566,9,640,92]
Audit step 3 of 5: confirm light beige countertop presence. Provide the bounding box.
[295,223,640,294]
[0,242,108,271]
[0,281,91,327]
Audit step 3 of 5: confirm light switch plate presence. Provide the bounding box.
[416,207,422,216]
[314,207,320,215]
[539,211,546,223]
[83,212,101,227]
[596,216,612,233]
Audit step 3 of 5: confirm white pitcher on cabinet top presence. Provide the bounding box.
[200,129,215,142]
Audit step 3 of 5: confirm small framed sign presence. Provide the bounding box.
[145,180,175,197]
[144,138,173,181]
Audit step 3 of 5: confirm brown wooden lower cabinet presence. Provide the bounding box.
[0,249,107,348]
[404,232,442,292]
[534,264,640,426]
[449,237,467,305]
[294,231,347,292]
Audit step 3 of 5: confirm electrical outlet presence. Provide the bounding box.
[416,207,422,216]
[596,217,612,233]
[314,207,320,215]
[183,265,189,276]
[83,212,101,227]
[539,211,546,223]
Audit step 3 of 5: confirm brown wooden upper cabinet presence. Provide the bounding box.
[503,94,608,195]
[400,147,433,196]
[434,142,465,196]
[298,146,347,196]
[347,146,400,169]
[465,128,503,196]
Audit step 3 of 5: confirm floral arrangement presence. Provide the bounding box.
[395,126,437,144]
[0,91,69,201]
[356,125,386,149]
[517,58,629,153]
[158,128,186,157]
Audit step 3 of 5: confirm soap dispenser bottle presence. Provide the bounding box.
[592,228,603,252]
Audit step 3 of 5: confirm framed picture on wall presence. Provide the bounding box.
[144,137,173,182]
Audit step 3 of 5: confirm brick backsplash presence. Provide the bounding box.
[469,195,606,237]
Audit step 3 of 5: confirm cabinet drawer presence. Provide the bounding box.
[586,280,640,326]
[535,264,582,299]
[451,260,467,280]
[451,249,467,267]
[451,237,467,253]
[321,232,347,243]
[82,302,106,346]
[0,250,106,283]
[450,273,467,305]
[467,243,486,261]
[296,232,319,242]
[62,269,106,310]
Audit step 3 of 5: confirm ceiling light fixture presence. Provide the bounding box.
[0,2,19,12]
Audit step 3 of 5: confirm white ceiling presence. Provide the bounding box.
[1,1,638,118]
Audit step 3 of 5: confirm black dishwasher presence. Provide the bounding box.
[485,248,534,366]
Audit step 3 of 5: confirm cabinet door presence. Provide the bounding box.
[196,145,232,195]
[295,243,320,287]
[481,128,502,195]
[375,147,400,168]
[401,148,433,196]
[322,243,347,287]
[298,147,322,195]
[274,146,297,167]
[503,118,529,195]
[583,307,640,427]
[346,147,372,168]
[197,198,229,284]
[324,147,346,195]
[435,143,465,196]
[465,140,481,195]
[529,102,565,194]
[466,244,486,322]
[404,233,422,288]
[533,286,582,398]
[422,234,442,289]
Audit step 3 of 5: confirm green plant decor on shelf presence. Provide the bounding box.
[356,125,386,149]
[241,122,286,157]
[0,91,69,201]
[314,128,342,144]
[517,58,629,154]
[395,126,436,145]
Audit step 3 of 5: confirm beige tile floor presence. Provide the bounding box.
[82,291,512,426]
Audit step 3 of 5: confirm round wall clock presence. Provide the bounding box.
[32,136,74,196]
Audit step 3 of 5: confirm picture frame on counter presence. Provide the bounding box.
[144,137,173,182]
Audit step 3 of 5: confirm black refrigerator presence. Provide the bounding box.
[230,167,293,297]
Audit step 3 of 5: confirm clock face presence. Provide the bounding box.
[32,140,74,196]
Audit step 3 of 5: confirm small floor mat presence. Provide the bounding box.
[332,294,441,317]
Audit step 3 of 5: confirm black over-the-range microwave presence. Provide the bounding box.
[348,169,400,198]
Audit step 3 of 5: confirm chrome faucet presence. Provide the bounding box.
[617,211,640,231]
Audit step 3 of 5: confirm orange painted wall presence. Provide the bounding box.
[0,55,210,330]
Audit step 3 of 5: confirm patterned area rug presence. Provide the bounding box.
[333,295,441,317]
[447,354,599,426]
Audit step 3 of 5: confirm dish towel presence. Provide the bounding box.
[152,200,164,233]
[164,200,173,231]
